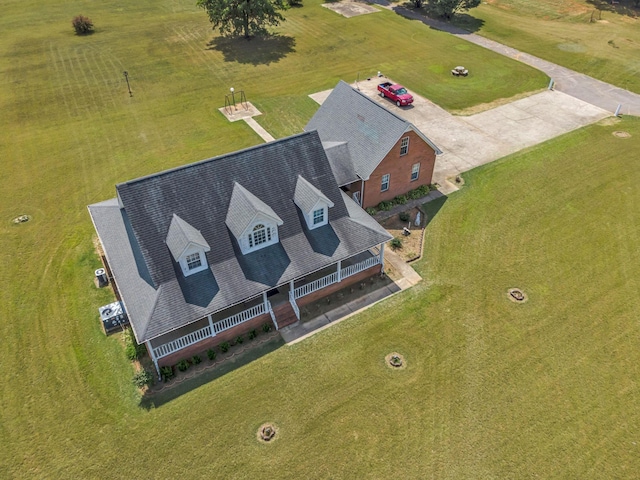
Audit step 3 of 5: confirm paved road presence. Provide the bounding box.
[376,2,640,116]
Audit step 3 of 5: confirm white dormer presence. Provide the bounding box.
[165,214,211,277]
[293,175,334,230]
[225,183,284,255]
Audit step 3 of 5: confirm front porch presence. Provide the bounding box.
[146,246,384,375]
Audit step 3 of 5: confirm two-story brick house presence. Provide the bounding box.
[88,132,391,375]
[306,81,442,209]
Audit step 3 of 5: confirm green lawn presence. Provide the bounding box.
[2,0,639,477]
[463,0,640,93]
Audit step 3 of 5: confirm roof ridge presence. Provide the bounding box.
[117,131,318,189]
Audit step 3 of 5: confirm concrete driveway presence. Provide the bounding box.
[311,77,610,192]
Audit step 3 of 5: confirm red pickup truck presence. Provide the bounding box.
[377,82,414,107]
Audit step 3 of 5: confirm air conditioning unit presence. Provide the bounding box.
[98,301,129,333]
[95,268,108,287]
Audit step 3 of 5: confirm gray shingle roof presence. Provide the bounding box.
[322,141,359,186]
[88,131,391,343]
[166,214,210,260]
[306,80,442,180]
[225,182,284,239]
[293,175,334,214]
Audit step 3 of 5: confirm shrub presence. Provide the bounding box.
[390,237,403,250]
[399,211,411,222]
[429,183,439,191]
[235,335,244,345]
[207,348,216,360]
[72,15,94,35]
[262,323,272,333]
[125,344,138,361]
[394,195,408,205]
[220,341,230,353]
[123,328,145,360]
[407,188,422,200]
[132,369,154,388]
[176,359,190,372]
[377,200,393,211]
[161,366,174,382]
[248,329,257,340]
[365,207,377,215]
[416,184,430,196]
[192,355,201,365]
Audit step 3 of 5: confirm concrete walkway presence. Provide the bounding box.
[280,245,422,344]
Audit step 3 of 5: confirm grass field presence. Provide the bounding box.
[463,0,640,93]
[4,114,640,477]
[1,0,639,477]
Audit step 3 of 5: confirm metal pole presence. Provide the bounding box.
[548,78,554,91]
[230,87,236,110]
[615,104,622,117]
[123,71,132,97]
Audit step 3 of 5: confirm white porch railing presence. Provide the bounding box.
[152,325,212,359]
[152,302,267,359]
[293,272,338,299]
[212,303,265,334]
[268,301,279,330]
[289,290,300,320]
[340,255,380,280]
[292,255,381,300]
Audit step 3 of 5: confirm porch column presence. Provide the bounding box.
[379,242,385,271]
[207,313,215,337]
[290,279,294,295]
[336,260,342,282]
[146,341,160,378]
[360,179,365,207]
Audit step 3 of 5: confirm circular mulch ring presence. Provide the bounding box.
[12,214,31,224]
[257,423,278,443]
[613,131,631,138]
[507,288,528,303]
[385,352,406,369]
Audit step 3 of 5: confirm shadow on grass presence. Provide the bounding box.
[586,0,640,18]
[422,192,448,227]
[139,335,285,409]
[206,34,296,65]
[392,4,485,34]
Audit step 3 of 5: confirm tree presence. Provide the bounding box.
[428,0,481,19]
[72,15,94,35]
[197,0,288,39]
[410,0,424,8]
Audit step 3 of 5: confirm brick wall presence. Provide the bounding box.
[362,129,436,209]
[297,264,382,307]
[157,313,274,367]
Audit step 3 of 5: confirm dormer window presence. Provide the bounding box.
[225,182,284,255]
[249,224,271,248]
[313,208,324,225]
[294,175,334,231]
[165,214,211,277]
[186,252,202,270]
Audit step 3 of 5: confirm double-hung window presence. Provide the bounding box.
[186,252,202,270]
[400,137,409,156]
[313,208,324,225]
[411,163,420,181]
[381,174,390,192]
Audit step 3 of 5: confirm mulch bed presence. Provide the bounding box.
[379,207,426,262]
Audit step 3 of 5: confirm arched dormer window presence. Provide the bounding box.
[225,183,283,255]
[243,221,278,253]
[249,224,271,248]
